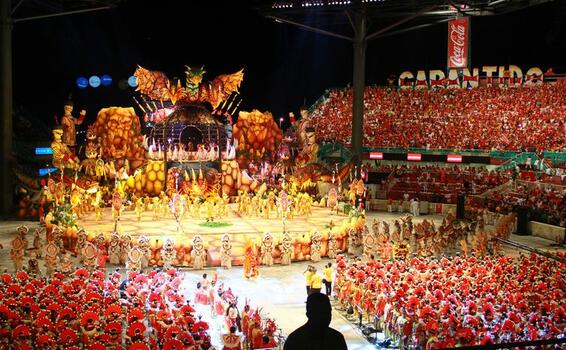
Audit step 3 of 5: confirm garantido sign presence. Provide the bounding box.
[398,65,544,89]
[447,17,469,69]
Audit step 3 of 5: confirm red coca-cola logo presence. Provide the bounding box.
[449,21,467,67]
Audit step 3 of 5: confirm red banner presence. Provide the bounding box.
[447,17,469,69]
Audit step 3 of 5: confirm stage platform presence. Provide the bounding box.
[77,205,341,265]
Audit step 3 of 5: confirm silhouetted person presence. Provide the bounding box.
[283,293,347,350]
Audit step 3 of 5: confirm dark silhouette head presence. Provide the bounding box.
[306,292,332,332]
[262,335,270,344]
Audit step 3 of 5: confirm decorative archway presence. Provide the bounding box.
[179,124,204,151]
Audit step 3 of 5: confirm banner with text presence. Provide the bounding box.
[447,17,470,69]
[398,65,545,89]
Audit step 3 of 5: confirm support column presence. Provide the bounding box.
[351,10,366,168]
[0,0,13,216]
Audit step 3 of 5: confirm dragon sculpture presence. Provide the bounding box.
[134,65,244,108]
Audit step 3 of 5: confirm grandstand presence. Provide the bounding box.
[310,83,566,152]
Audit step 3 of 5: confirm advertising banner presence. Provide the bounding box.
[447,17,470,69]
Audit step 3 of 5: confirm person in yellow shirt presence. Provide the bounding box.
[323,263,333,296]
[310,268,323,294]
[303,265,314,296]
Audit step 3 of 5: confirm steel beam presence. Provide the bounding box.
[350,10,366,167]
[0,0,13,216]
[267,15,352,41]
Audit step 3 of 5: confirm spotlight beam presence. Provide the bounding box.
[14,5,112,23]
[267,15,353,41]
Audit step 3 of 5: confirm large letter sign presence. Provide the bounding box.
[398,65,544,89]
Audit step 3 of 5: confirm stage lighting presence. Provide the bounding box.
[89,75,101,88]
[128,76,138,88]
[369,152,383,160]
[407,153,422,161]
[101,74,113,87]
[447,154,462,163]
[39,168,58,176]
[76,77,88,89]
[35,147,53,155]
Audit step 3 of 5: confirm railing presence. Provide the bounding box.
[516,179,566,191]
[362,146,490,156]
[496,152,551,171]
[495,237,566,263]
[357,146,566,164]
[318,142,353,163]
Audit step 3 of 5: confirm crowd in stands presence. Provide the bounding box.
[334,253,566,349]
[0,266,278,349]
[482,183,566,227]
[361,163,565,227]
[311,83,566,152]
[378,165,512,203]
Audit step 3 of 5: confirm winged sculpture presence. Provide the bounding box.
[134,65,244,108]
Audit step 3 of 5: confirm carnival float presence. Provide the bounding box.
[11,63,364,270]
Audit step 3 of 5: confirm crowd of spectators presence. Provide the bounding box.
[482,183,566,227]
[364,164,565,227]
[379,165,511,203]
[310,83,566,152]
[334,253,566,349]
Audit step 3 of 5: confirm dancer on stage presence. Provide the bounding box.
[195,273,211,305]
[222,326,242,350]
[243,240,260,279]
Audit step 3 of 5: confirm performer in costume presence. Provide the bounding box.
[221,326,242,350]
[194,273,211,305]
[60,100,86,147]
[243,240,260,279]
[51,126,80,170]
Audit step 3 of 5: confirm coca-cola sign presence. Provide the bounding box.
[447,17,469,69]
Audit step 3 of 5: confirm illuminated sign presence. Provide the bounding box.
[369,152,383,160]
[447,154,463,163]
[35,147,53,155]
[407,153,422,161]
[39,168,58,176]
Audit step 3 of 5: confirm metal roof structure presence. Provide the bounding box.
[259,0,557,167]
[10,0,121,23]
[262,0,556,41]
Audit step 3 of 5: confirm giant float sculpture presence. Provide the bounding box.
[12,63,362,269]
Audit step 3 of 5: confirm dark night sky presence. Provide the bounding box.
[11,0,566,131]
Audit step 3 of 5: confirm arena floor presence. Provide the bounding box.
[0,211,564,349]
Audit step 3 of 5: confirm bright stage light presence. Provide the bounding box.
[39,168,58,176]
[89,75,101,88]
[76,76,88,89]
[369,152,383,160]
[407,153,422,161]
[101,74,113,87]
[447,154,462,163]
[128,76,138,88]
[35,147,53,155]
